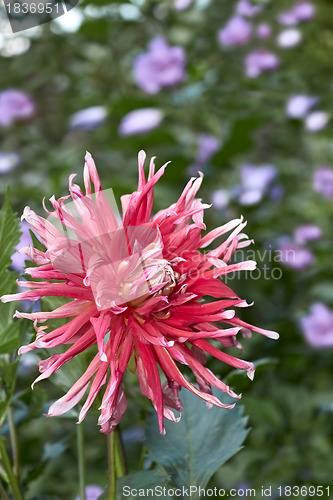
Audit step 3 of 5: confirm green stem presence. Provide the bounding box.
[77,423,86,500]
[107,432,117,500]
[0,434,23,500]
[115,429,126,478]
[7,407,19,477]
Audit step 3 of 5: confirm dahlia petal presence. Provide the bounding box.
[200,217,243,248]
[19,245,48,265]
[138,150,147,191]
[14,300,93,323]
[32,327,95,387]
[48,383,90,417]
[90,312,111,360]
[188,278,238,298]
[227,317,279,340]
[85,152,101,193]
[99,388,127,434]
[135,341,165,434]
[162,379,183,411]
[170,343,241,399]
[155,346,236,409]
[193,339,256,380]
[78,363,109,423]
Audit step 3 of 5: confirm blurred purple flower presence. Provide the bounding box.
[256,24,271,40]
[313,167,333,198]
[69,106,107,130]
[218,17,252,47]
[211,189,230,210]
[133,37,186,94]
[11,221,33,272]
[197,134,220,163]
[305,111,329,132]
[75,485,103,500]
[239,164,277,205]
[278,239,314,270]
[293,1,316,21]
[187,135,220,176]
[300,303,333,348]
[245,50,279,78]
[277,29,302,48]
[173,0,192,11]
[269,185,284,201]
[294,224,322,245]
[278,11,298,26]
[286,95,317,119]
[236,0,262,18]
[0,89,35,127]
[278,1,315,25]
[119,108,163,136]
[0,152,20,174]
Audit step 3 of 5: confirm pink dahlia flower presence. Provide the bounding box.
[1,152,278,434]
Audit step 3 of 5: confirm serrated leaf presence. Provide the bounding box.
[146,389,249,499]
[115,468,171,500]
[0,188,21,273]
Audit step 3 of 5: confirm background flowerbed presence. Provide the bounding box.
[0,0,333,499]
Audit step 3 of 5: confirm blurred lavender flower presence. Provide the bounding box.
[133,37,186,94]
[187,134,220,175]
[0,89,35,127]
[292,1,316,22]
[239,164,277,205]
[256,24,271,40]
[269,184,284,201]
[236,0,262,18]
[75,485,103,500]
[313,167,333,198]
[197,134,220,163]
[69,106,107,130]
[294,224,322,244]
[211,189,230,210]
[278,1,315,25]
[300,303,333,348]
[277,29,302,48]
[119,108,163,136]
[11,221,33,272]
[173,0,192,11]
[286,95,317,118]
[0,152,20,174]
[218,17,252,47]
[305,111,329,132]
[278,239,314,270]
[245,50,279,78]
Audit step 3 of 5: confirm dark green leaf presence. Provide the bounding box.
[0,188,21,272]
[115,468,171,500]
[146,388,249,499]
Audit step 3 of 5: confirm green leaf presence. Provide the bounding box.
[146,389,249,499]
[0,322,20,355]
[115,468,171,500]
[0,187,21,273]
[0,362,18,425]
